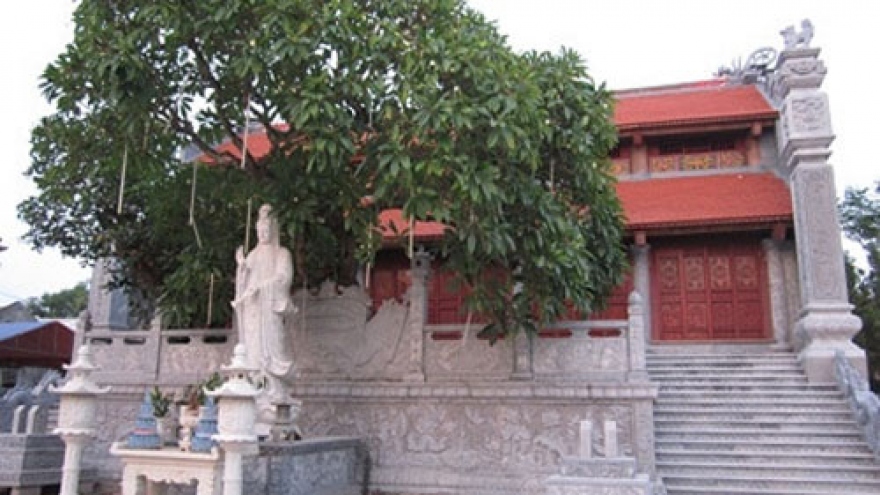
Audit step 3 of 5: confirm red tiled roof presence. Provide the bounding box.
[614,84,777,130]
[616,173,792,230]
[383,173,792,242]
[378,209,446,242]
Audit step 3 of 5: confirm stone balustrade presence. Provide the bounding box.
[834,350,880,459]
[84,328,234,386]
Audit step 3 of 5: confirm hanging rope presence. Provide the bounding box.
[408,216,415,259]
[243,198,253,256]
[205,273,215,328]
[188,161,203,249]
[241,94,251,169]
[116,144,129,214]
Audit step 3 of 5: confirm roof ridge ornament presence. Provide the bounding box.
[715,47,777,85]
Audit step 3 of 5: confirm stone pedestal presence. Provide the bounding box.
[544,420,655,495]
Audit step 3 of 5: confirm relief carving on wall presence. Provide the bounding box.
[798,166,846,301]
[293,281,418,380]
[426,333,512,377]
[533,335,626,374]
[298,400,635,473]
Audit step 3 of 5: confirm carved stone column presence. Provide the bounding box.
[631,244,652,343]
[771,45,865,381]
[627,292,648,382]
[511,333,534,381]
[763,239,792,348]
[405,248,431,382]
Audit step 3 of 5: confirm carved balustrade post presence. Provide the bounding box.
[51,345,111,495]
[627,291,648,382]
[405,248,431,382]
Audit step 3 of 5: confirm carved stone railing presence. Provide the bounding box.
[834,350,880,458]
[424,291,649,383]
[85,327,234,386]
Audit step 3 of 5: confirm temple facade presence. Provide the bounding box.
[66,24,877,495]
[368,40,864,383]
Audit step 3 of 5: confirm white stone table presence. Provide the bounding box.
[110,442,222,495]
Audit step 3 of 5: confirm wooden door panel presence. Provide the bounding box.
[652,238,769,341]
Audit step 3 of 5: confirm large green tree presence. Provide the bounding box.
[19,0,626,334]
[25,282,89,318]
[840,182,880,389]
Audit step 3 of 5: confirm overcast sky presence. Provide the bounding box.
[0,1,875,306]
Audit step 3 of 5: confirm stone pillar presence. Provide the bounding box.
[510,332,534,380]
[405,248,431,382]
[772,43,865,381]
[627,292,648,382]
[88,258,130,331]
[209,344,260,495]
[50,345,111,495]
[631,244,652,343]
[763,239,792,348]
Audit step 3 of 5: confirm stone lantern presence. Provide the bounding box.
[207,344,260,495]
[50,344,111,495]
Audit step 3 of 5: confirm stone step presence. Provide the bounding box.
[656,449,879,468]
[662,473,880,493]
[655,396,847,407]
[657,430,863,443]
[657,389,843,399]
[654,403,850,413]
[657,438,874,455]
[656,413,854,423]
[650,374,809,382]
[657,460,880,481]
[647,361,802,373]
[663,484,880,495]
[651,371,806,380]
[647,353,797,362]
[657,383,838,392]
[655,419,860,433]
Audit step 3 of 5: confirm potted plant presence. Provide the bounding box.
[149,386,176,446]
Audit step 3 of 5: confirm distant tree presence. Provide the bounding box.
[25,282,88,318]
[840,182,880,391]
[19,0,626,337]
[0,237,6,253]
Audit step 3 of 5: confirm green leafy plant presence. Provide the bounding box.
[20,0,626,340]
[149,386,172,418]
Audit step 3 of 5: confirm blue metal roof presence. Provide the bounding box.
[0,321,49,343]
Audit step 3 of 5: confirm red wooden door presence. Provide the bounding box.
[652,237,769,341]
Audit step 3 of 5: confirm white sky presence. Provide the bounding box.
[0,1,876,305]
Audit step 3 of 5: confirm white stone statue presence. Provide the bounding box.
[232,204,296,412]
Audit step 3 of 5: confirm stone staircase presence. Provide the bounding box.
[648,347,880,495]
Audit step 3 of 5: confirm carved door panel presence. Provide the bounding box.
[652,238,769,341]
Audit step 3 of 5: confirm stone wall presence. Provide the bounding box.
[294,382,656,495]
[77,282,657,494]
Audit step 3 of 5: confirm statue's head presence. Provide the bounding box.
[256,204,279,245]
